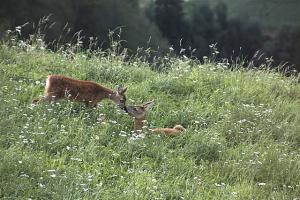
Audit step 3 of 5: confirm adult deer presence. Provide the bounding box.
[126,101,185,136]
[32,75,127,109]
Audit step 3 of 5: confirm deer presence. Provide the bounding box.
[152,124,186,137]
[32,75,128,109]
[125,101,186,136]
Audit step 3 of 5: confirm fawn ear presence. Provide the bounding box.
[174,125,185,131]
[117,86,127,94]
[143,101,155,111]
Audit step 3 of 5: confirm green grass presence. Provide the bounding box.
[1,37,300,199]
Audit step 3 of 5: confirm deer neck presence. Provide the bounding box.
[105,89,115,100]
[134,117,144,132]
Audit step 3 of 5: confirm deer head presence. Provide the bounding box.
[173,125,186,132]
[126,101,155,119]
[126,101,154,132]
[110,85,127,110]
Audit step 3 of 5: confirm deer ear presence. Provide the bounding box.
[143,101,154,111]
[121,86,127,94]
[117,86,127,94]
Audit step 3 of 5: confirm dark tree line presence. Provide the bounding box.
[0,0,168,52]
[144,0,265,59]
[146,0,300,71]
[0,0,299,71]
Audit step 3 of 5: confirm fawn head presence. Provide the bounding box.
[111,85,127,109]
[173,125,186,132]
[126,101,155,119]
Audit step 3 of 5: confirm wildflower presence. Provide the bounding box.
[87,175,93,182]
[20,173,29,178]
[71,157,82,162]
[97,182,103,187]
[215,182,225,187]
[258,182,266,186]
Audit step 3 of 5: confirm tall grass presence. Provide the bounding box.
[0,25,300,199]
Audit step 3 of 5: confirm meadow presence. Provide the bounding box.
[0,32,300,199]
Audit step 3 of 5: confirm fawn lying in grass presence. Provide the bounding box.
[126,101,185,136]
[152,125,186,136]
[32,75,127,109]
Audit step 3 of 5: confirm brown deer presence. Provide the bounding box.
[32,75,127,109]
[126,101,185,136]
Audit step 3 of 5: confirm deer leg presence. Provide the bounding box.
[32,93,58,104]
[85,100,97,107]
[32,96,49,104]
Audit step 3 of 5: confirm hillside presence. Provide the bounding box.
[1,37,300,199]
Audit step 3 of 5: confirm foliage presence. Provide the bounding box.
[161,1,265,63]
[1,0,300,71]
[146,0,300,71]
[264,26,300,72]
[153,0,189,53]
[0,0,169,53]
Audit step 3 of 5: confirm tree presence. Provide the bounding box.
[154,0,188,53]
[265,26,300,71]
[0,0,168,54]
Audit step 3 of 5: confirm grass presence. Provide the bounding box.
[0,33,300,199]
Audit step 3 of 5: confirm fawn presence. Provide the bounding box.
[126,101,185,136]
[32,75,127,109]
[152,125,186,137]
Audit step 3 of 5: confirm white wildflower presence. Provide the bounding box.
[258,182,266,186]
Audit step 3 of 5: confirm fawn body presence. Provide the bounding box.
[152,125,186,136]
[33,75,127,108]
[126,101,185,136]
